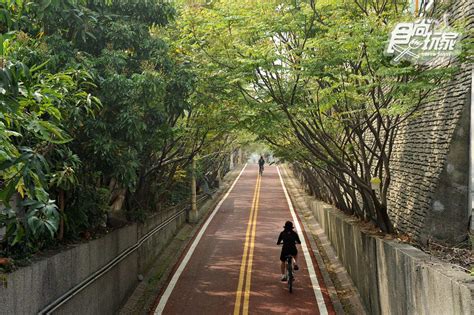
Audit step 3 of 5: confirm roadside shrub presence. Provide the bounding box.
[64,186,109,238]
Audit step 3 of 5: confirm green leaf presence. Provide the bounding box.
[11,224,25,246]
[0,177,20,207]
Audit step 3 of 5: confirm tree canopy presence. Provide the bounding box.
[1,0,469,262]
[0,0,244,260]
[175,0,466,232]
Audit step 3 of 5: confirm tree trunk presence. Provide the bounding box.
[110,188,127,212]
[374,198,394,234]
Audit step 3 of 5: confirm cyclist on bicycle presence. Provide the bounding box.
[277,221,301,281]
[258,156,265,175]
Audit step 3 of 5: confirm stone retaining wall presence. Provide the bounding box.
[387,0,473,244]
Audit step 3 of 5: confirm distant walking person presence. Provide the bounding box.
[258,155,265,175]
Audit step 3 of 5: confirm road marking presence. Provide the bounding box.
[234,173,261,315]
[154,164,248,315]
[242,174,261,314]
[233,175,258,315]
[277,166,328,315]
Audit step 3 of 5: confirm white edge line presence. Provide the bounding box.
[277,166,328,315]
[154,163,248,314]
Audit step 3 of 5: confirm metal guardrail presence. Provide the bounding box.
[38,190,216,314]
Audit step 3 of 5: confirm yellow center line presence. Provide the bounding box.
[242,173,260,315]
[234,174,261,315]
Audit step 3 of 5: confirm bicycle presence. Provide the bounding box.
[285,255,294,293]
[259,165,264,176]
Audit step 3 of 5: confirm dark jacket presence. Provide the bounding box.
[277,229,301,249]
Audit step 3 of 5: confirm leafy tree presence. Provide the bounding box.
[177,0,461,232]
[0,15,96,251]
[1,0,245,258]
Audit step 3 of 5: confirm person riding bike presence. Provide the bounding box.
[258,156,265,175]
[277,221,301,281]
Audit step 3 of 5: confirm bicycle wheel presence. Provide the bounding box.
[287,259,293,293]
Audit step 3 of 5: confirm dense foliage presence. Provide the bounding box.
[0,0,242,260]
[176,0,468,233]
[1,0,470,263]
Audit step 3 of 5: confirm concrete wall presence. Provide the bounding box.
[0,211,186,315]
[305,196,474,315]
[137,210,186,275]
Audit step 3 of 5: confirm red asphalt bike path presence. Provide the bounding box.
[152,165,335,314]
